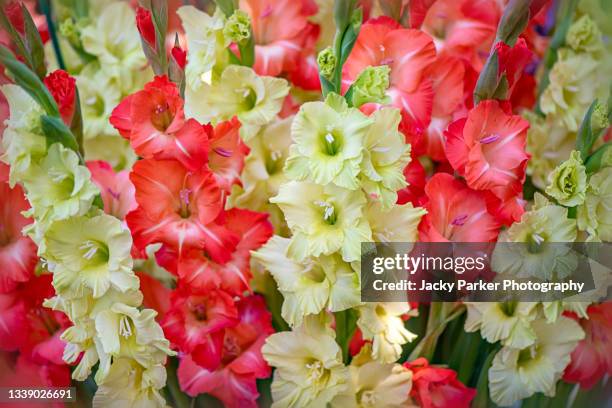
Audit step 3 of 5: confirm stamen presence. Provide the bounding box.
[325,133,335,144]
[306,361,324,381]
[372,146,391,153]
[213,147,233,157]
[119,316,132,338]
[179,188,191,207]
[532,233,545,245]
[270,150,282,161]
[79,240,98,260]
[480,133,501,144]
[451,214,469,226]
[49,170,67,183]
[260,5,273,18]
[313,200,335,221]
[379,57,394,65]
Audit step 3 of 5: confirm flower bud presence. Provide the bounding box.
[3,1,25,35]
[317,47,336,78]
[136,6,156,50]
[351,65,391,107]
[223,10,251,44]
[43,69,76,125]
[591,101,610,133]
[545,150,587,207]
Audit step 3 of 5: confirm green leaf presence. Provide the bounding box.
[472,345,501,408]
[21,3,46,78]
[576,100,598,158]
[214,0,236,17]
[0,4,32,69]
[238,33,255,67]
[319,74,335,98]
[334,309,357,364]
[0,45,59,116]
[585,142,612,173]
[40,115,81,157]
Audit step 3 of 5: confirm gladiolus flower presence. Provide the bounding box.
[445,100,529,224]
[418,173,501,242]
[178,296,274,408]
[136,6,156,50]
[126,159,238,263]
[162,287,238,368]
[495,38,533,96]
[110,76,210,171]
[43,70,77,125]
[208,118,250,192]
[563,303,612,389]
[240,0,319,78]
[0,163,37,293]
[87,160,137,220]
[404,357,476,408]
[157,208,273,296]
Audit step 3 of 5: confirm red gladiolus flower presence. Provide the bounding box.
[87,160,136,220]
[126,159,239,263]
[404,357,476,408]
[444,100,529,224]
[136,6,156,50]
[0,164,37,293]
[156,208,273,296]
[396,159,427,207]
[162,287,238,368]
[419,173,501,242]
[3,2,25,35]
[563,303,612,389]
[43,70,76,125]
[177,296,274,408]
[110,76,210,171]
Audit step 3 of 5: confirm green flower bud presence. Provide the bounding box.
[59,18,81,47]
[591,101,610,133]
[223,10,251,44]
[566,15,603,54]
[545,150,587,207]
[317,47,336,78]
[351,65,391,108]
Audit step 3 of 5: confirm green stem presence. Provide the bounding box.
[334,309,357,364]
[472,344,501,408]
[39,0,66,70]
[165,357,191,408]
[408,304,465,361]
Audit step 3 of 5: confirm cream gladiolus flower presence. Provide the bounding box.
[232,116,293,232]
[44,214,139,298]
[566,14,604,55]
[366,200,426,243]
[185,65,289,140]
[360,108,410,208]
[489,317,584,406]
[270,181,372,262]
[465,302,539,349]
[22,143,98,228]
[0,84,47,185]
[492,194,577,280]
[331,344,413,408]
[253,235,360,327]
[93,358,168,408]
[577,167,612,241]
[525,111,576,190]
[285,93,372,189]
[80,1,147,85]
[177,6,228,90]
[61,319,101,381]
[356,302,417,363]
[262,315,348,408]
[540,50,608,132]
[76,66,122,139]
[94,303,172,380]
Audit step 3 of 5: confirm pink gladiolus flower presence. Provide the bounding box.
[126,159,239,263]
[444,99,529,223]
[208,118,250,193]
[157,208,273,296]
[177,296,273,408]
[240,0,319,79]
[0,164,37,294]
[419,173,501,242]
[110,76,210,171]
[563,303,612,389]
[87,160,137,220]
[136,6,156,50]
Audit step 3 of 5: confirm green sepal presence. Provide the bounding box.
[41,115,82,160]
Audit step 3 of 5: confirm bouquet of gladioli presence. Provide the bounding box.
[0,0,610,407]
